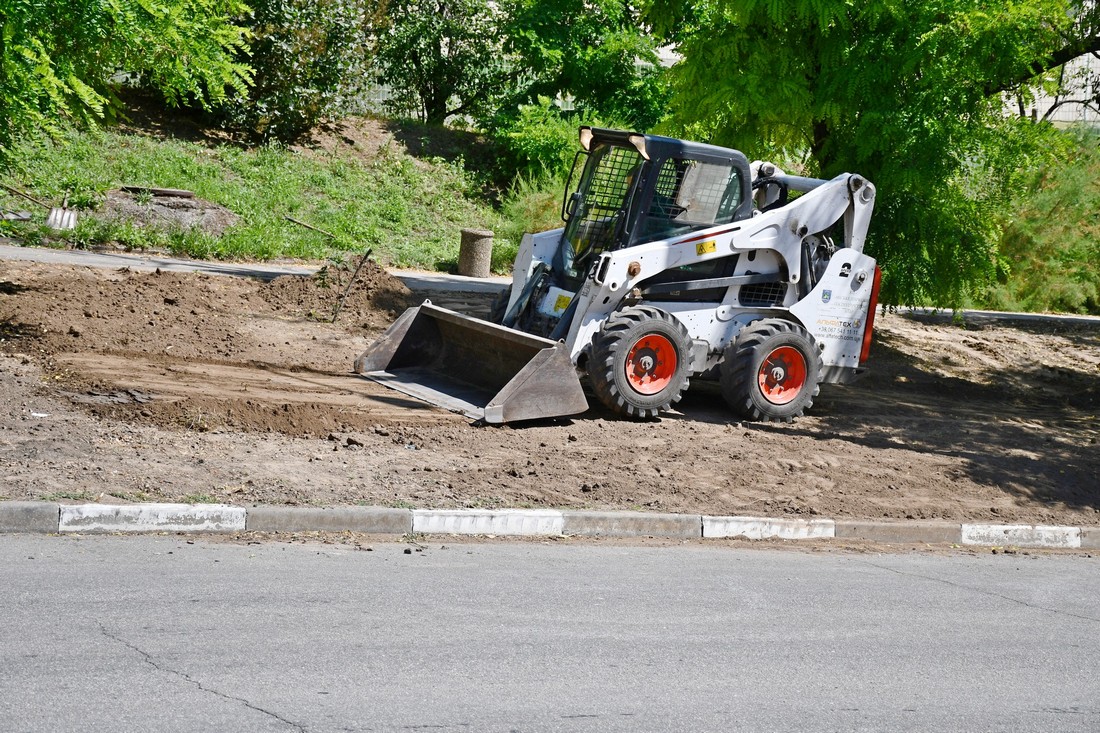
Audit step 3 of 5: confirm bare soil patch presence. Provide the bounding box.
[100,190,240,236]
[1,258,1097,525]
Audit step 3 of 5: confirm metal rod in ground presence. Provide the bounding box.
[284,215,336,239]
[332,248,373,323]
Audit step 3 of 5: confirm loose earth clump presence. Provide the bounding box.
[0,258,1097,525]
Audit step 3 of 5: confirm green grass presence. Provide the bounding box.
[1,126,507,270]
[493,172,569,271]
[41,490,98,502]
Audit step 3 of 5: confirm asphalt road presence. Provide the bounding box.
[1,536,1097,732]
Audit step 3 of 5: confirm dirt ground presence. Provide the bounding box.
[1,256,1097,525]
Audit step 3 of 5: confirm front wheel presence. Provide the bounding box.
[720,319,822,423]
[588,306,693,420]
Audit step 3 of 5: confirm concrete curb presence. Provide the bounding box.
[58,503,245,534]
[562,510,700,539]
[703,515,835,540]
[412,509,564,536]
[0,502,1096,550]
[836,520,962,545]
[0,502,60,533]
[961,523,1081,549]
[246,506,412,534]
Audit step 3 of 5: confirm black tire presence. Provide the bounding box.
[588,306,693,420]
[720,319,822,423]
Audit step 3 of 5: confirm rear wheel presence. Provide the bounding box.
[720,319,822,423]
[589,306,692,419]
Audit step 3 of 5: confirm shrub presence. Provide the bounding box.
[0,0,249,155]
[984,131,1100,314]
[496,99,598,181]
[494,172,570,262]
[219,0,378,142]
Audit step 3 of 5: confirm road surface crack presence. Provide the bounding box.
[98,623,307,732]
[855,561,1100,624]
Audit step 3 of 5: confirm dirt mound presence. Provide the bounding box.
[260,255,415,329]
[2,266,260,360]
[0,258,1097,525]
[0,257,414,371]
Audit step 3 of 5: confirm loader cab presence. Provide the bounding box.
[558,127,753,291]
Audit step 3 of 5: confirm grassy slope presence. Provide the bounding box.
[0,121,511,271]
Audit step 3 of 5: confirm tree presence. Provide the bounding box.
[1006,5,1100,125]
[372,0,509,124]
[987,130,1100,314]
[644,0,1100,306]
[219,0,382,142]
[0,0,251,152]
[499,0,668,129]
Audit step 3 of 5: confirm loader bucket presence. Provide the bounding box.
[355,302,589,423]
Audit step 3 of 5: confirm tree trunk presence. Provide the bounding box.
[810,119,833,175]
[423,93,449,124]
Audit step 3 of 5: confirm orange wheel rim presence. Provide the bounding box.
[758,346,806,405]
[624,334,677,395]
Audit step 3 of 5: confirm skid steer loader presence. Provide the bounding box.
[356,126,881,424]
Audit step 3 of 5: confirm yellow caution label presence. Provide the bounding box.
[696,240,717,256]
[553,294,572,313]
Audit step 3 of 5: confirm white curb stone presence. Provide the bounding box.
[59,504,246,533]
[702,515,836,540]
[961,523,1082,549]
[412,509,564,536]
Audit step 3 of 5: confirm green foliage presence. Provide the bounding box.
[499,0,669,129]
[219,0,379,142]
[2,126,504,269]
[645,0,1088,306]
[496,98,596,181]
[985,131,1100,314]
[495,171,570,265]
[373,0,509,124]
[371,0,669,131]
[0,0,251,153]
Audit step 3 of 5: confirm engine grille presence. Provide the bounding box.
[738,282,787,307]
